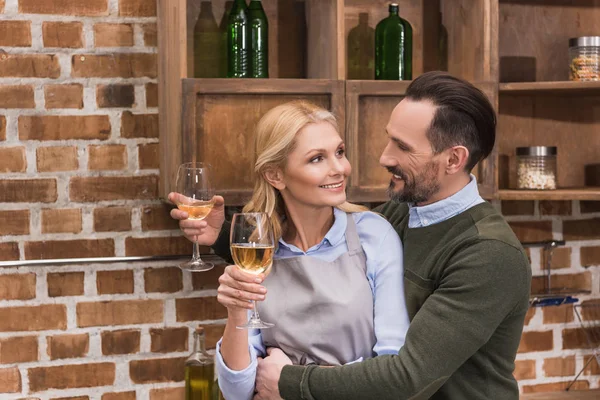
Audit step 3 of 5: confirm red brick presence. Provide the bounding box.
[20,0,108,16]
[45,84,83,109]
[581,246,600,266]
[88,145,127,170]
[47,272,84,297]
[129,357,186,384]
[532,272,591,295]
[102,392,136,400]
[580,299,600,321]
[96,270,134,295]
[204,325,225,350]
[539,200,572,216]
[150,327,188,353]
[97,84,135,108]
[0,86,35,108]
[581,201,600,214]
[119,0,156,17]
[508,221,553,243]
[42,22,83,48]
[0,21,31,47]
[0,209,30,235]
[143,24,157,47]
[563,327,600,350]
[0,147,26,172]
[19,115,110,140]
[513,359,536,380]
[101,329,140,355]
[0,304,66,332]
[70,176,158,202]
[145,83,158,107]
[77,300,163,327]
[543,356,575,377]
[25,239,114,260]
[0,367,21,393]
[94,24,134,47]
[0,54,60,78]
[564,218,600,241]
[139,143,159,169]
[501,201,534,216]
[121,111,158,138]
[141,204,178,231]
[145,267,182,293]
[94,207,132,232]
[176,297,227,322]
[0,179,57,203]
[28,363,115,392]
[72,54,157,78]
[37,146,79,172]
[125,236,194,257]
[149,387,184,400]
[47,333,89,360]
[0,273,35,300]
[42,208,82,234]
[0,336,38,363]
[521,381,589,393]
[543,304,574,324]
[517,331,553,353]
[583,355,600,375]
[542,247,571,270]
[0,242,19,261]
[0,115,5,141]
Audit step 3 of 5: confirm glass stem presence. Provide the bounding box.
[192,240,201,261]
[250,300,261,321]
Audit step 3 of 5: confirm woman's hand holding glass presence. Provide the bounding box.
[217,265,268,312]
[169,192,225,246]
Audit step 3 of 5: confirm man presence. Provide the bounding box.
[171,72,531,400]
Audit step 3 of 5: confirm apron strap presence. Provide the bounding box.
[344,213,364,256]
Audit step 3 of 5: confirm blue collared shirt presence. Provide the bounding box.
[216,208,409,400]
[408,174,484,228]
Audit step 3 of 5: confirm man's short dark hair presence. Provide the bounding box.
[405,71,496,171]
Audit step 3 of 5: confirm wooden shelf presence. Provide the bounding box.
[499,81,600,95]
[498,188,600,201]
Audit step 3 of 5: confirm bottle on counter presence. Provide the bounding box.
[375,3,413,80]
[193,1,222,78]
[218,1,235,77]
[227,0,250,78]
[248,0,269,78]
[185,326,216,400]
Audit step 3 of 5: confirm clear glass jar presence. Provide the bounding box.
[516,147,557,190]
[569,36,600,81]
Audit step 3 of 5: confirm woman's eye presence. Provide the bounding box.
[310,156,323,163]
[336,148,345,157]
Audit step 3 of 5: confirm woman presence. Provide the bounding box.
[170,101,409,400]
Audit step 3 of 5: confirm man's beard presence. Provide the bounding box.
[386,161,441,204]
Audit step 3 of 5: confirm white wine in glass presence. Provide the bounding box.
[230,212,275,329]
[176,162,215,272]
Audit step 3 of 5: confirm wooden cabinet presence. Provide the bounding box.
[158,0,600,203]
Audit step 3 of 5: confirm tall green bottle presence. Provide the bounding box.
[193,1,221,78]
[375,3,413,80]
[227,0,249,78]
[248,0,269,78]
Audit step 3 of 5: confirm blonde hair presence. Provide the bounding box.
[243,100,367,241]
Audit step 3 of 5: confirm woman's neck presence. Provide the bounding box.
[281,203,335,252]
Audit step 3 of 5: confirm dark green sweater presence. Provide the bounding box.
[278,201,531,400]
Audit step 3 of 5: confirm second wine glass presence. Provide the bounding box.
[230,212,275,329]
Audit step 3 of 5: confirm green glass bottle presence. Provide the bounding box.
[347,12,375,80]
[218,1,234,77]
[375,3,413,80]
[248,0,269,78]
[185,327,215,400]
[227,0,249,78]
[193,1,221,78]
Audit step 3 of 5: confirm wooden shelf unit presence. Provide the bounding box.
[158,0,600,202]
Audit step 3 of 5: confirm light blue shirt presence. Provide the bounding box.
[216,208,409,400]
[407,174,484,228]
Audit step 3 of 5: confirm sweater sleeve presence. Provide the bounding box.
[211,219,233,263]
[279,240,530,400]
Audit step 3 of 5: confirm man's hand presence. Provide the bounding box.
[217,265,267,311]
[168,192,225,246]
[254,348,292,400]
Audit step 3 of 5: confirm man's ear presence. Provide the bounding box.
[445,145,469,175]
[264,167,285,190]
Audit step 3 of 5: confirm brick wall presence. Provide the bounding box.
[0,0,599,398]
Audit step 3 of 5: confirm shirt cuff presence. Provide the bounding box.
[279,364,318,400]
[215,338,258,383]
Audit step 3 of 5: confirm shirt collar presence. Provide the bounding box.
[277,207,347,253]
[408,174,481,227]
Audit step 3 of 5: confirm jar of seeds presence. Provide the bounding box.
[516,146,557,190]
[569,36,600,81]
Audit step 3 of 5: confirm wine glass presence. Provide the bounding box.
[175,162,216,272]
[230,212,275,329]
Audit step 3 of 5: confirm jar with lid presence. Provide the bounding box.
[516,146,557,190]
[569,36,600,81]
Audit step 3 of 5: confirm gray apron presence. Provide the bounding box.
[258,213,376,366]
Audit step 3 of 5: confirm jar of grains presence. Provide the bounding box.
[569,36,600,81]
[516,146,557,190]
